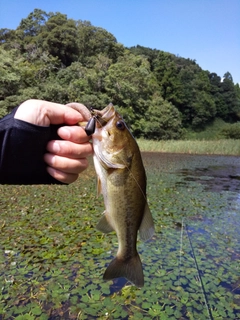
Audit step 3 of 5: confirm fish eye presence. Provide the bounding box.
[116,121,125,131]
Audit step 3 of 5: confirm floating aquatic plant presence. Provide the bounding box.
[0,154,240,319]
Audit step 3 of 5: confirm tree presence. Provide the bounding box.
[208,72,228,119]
[177,66,216,128]
[129,45,159,70]
[0,44,60,115]
[76,21,124,65]
[234,83,240,119]
[0,28,17,45]
[0,48,22,104]
[153,51,183,107]
[140,94,183,140]
[1,8,239,138]
[219,72,240,121]
[18,9,49,37]
[104,51,159,135]
[39,13,79,66]
[0,9,50,53]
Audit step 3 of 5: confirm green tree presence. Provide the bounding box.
[0,47,23,112]
[0,28,17,45]
[208,72,228,119]
[191,71,216,127]
[129,45,159,70]
[153,51,183,107]
[1,8,239,139]
[0,45,60,114]
[40,13,79,66]
[0,9,49,53]
[234,83,240,119]
[76,21,124,65]
[18,8,49,37]
[178,66,216,128]
[104,51,158,135]
[220,72,240,121]
[54,56,111,107]
[140,94,183,140]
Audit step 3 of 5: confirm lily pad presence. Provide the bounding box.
[0,153,240,319]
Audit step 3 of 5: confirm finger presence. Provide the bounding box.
[47,102,91,125]
[57,126,90,143]
[44,153,89,174]
[46,166,79,184]
[15,100,91,126]
[46,140,93,158]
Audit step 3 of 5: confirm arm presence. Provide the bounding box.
[0,100,93,184]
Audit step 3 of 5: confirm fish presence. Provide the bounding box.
[89,103,154,287]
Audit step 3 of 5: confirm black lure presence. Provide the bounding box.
[85,116,96,136]
[85,107,107,136]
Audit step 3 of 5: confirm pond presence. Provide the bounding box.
[0,153,240,319]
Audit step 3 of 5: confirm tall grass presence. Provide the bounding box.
[137,139,240,155]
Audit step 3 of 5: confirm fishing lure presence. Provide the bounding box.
[85,116,96,136]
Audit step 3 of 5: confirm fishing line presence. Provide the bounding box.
[124,162,149,205]
[178,218,184,284]
[185,224,213,320]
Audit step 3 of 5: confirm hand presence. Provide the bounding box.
[15,100,93,184]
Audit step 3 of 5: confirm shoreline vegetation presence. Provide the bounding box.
[1,9,240,142]
[137,139,240,156]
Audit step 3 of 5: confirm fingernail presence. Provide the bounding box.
[58,127,70,139]
[51,141,60,153]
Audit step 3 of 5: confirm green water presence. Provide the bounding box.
[0,153,240,319]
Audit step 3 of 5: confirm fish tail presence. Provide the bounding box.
[103,254,144,287]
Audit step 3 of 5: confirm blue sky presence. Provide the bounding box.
[1,0,239,84]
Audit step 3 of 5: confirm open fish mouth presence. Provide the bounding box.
[84,104,121,136]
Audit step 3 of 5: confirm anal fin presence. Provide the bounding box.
[139,202,154,241]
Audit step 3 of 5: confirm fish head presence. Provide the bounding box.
[92,104,138,168]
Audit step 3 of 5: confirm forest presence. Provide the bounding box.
[1,9,240,140]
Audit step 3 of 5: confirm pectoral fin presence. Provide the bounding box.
[98,152,125,169]
[96,212,115,233]
[139,202,155,241]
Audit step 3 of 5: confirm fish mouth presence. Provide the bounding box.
[93,103,115,128]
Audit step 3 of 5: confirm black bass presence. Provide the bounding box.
[88,103,154,287]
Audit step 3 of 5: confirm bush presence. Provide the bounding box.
[221,122,240,139]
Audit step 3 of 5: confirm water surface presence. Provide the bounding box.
[0,153,240,319]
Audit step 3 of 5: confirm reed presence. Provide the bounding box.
[137,139,240,156]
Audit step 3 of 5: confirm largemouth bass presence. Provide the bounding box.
[89,103,154,287]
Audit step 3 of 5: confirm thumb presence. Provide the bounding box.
[15,100,91,126]
[48,102,91,125]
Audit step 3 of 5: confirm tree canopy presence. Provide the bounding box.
[1,9,240,139]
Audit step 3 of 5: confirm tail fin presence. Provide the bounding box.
[103,254,144,287]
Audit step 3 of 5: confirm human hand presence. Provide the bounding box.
[15,100,93,184]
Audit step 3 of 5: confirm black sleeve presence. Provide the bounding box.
[0,107,64,184]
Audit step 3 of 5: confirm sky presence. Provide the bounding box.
[0,0,239,84]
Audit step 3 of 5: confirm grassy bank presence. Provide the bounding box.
[137,139,240,156]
